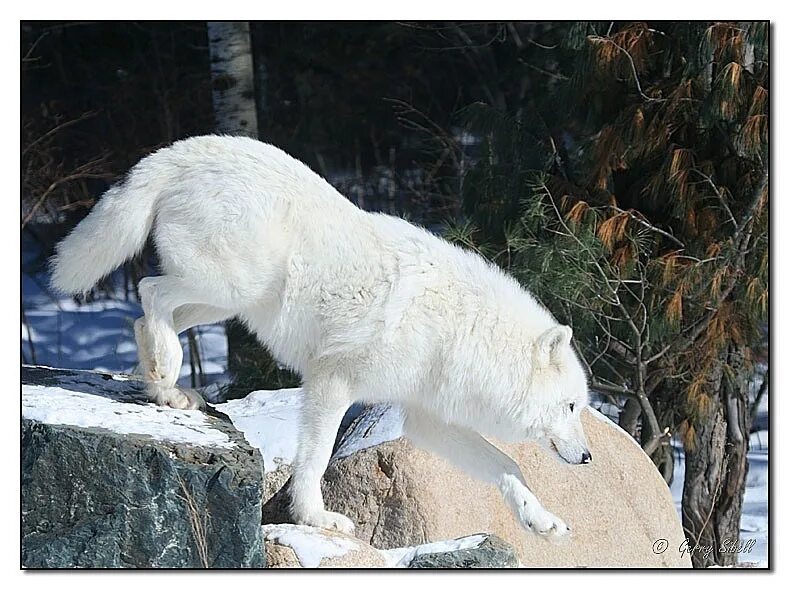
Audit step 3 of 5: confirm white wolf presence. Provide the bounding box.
[51,135,592,540]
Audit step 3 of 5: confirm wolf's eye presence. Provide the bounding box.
[569,403,575,412]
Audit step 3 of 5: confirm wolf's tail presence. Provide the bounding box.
[50,164,163,295]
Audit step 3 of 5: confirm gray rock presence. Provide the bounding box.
[406,535,519,568]
[21,366,265,568]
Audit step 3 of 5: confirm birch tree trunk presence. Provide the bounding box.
[207,22,259,137]
[206,22,294,396]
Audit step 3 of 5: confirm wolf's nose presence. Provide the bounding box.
[581,451,592,464]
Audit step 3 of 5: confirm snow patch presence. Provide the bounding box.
[262,524,357,567]
[333,404,404,459]
[23,384,234,448]
[380,534,487,567]
[22,267,228,388]
[214,388,303,472]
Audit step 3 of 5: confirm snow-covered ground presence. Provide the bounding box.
[22,264,228,389]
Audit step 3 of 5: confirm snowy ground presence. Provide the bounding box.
[22,266,228,389]
[21,248,769,568]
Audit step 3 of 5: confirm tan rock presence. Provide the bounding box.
[264,542,302,568]
[322,408,691,568]
[262,524,386,568]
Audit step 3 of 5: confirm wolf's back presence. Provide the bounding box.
[50,160,164,295]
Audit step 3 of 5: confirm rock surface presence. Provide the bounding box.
[377,533,519,568]
[404,534,519,568]
[320,406,691,568]
[21,366,265,568]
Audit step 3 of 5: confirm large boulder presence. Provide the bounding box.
[21,365,265,568]
[320,406,690,568]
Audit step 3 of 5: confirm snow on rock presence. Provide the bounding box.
[380,534,486,567]
[214,388,304,472]
[262,524,363,567]
[261,524,514,569]
[214,391,405,470]
[333,403,404,459]
[23,374,233,449]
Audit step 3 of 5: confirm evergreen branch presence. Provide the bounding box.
[666,173,766,356]
[555,293,636,364]
[588,36,667,103]
[586,310,636,360]
[691,168,738,228]
[666,258,744,359]
[526,37,559,50]
[734,168,768,239]
[596,355,628,385]
[540,180,663,452]
[610,205,686,249]
[645,344,672,365]
[541,180,642,340]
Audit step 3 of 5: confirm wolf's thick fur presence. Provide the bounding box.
[52,135,592,539]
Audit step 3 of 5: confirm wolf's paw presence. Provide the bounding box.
[526,508,569,542]
[501,477,570,542]
[149,385,205,411]
[299,510,356,535]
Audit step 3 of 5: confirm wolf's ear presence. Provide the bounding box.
[536,325,573,363]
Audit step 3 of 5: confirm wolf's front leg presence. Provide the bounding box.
[289,375,354,534]
[498,473,569,539]
[403,410,569,540]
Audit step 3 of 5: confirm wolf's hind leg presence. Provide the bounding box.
[173,303,233,334]
[137,277,231,409]
[289,374,354,533]
[133,316,155,381]
[403,410,569,540]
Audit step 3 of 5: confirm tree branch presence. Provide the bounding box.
[588,35,666,103]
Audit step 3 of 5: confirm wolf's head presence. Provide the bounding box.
[526,325,592,465]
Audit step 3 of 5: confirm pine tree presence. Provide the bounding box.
[452,21,768,567]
